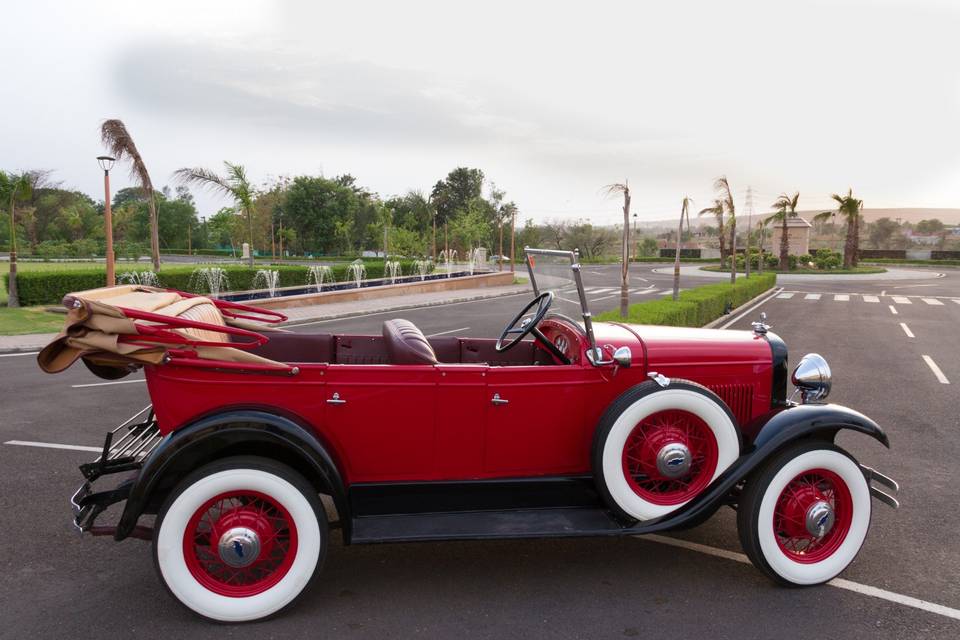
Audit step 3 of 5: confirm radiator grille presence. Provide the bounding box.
[710,383,754,425]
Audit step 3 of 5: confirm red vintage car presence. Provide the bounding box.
[43,248,899,622]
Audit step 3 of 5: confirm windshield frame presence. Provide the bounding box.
[523,247,602,364]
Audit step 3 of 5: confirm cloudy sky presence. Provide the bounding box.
[2,0,960,224]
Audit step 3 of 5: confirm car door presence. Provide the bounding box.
[323,364,438,482]
[483,365,589,476]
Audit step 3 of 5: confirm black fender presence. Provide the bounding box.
[631,402,889,534]
[115,410,350,542]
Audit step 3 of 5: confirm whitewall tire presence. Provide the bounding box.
[737,442,871,586]
[592,380,740,521]
[153,456,327,622]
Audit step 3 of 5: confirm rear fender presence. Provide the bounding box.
[633,402,889,534]
[115,410,349,542]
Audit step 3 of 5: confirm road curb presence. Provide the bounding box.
[702,286,783,329]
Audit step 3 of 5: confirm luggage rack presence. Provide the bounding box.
[79,405,162,482]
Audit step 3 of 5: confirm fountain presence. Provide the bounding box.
[118,270,159,287]
[439,249,458,278]
[252,269,280,297]
[190,267,229,298]
[384,260,402,284]
[348,259,366,288]
[307,265,334,292]
[412,259,432,281]
[465,247,485,276]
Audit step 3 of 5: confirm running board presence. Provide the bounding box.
[351,507,632,543]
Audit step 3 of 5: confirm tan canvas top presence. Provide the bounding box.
[38,285,286,376]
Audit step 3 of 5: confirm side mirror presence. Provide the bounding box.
[612,346,632,368]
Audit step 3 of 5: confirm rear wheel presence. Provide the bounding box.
[592,380,740,521]
[737,441,871,585]
[153,456,327,622]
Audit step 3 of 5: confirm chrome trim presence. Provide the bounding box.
[647,371,671,388]
[791,353,832,403]
[869,486,900,509]
[751,311,770,335]
[805,500,835,537]
[327,392,346,405]
[861,464,901,508]
[612,346,632,368]
[656,443,691,479]
[218,527,262,568]
[491,393,509,405]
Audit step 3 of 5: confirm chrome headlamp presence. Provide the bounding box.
[791,353,832,403]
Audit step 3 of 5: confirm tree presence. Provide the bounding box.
[430,167,485,225]
[175,162,256,266]
[0,171,32,306]
[100,119,161,270]
[638,236,658,257]
[868,217,900,249]
[713,176,737,283]
[698,199,727,264]
[756,218,767,274]
[915,218,944,234]
[565,220,614,259]
[815,189,863,268]
[604,181,632,318]
[770,192,800,271]
[673,197,691,301]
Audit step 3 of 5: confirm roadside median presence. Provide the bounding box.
[595,273,777,327]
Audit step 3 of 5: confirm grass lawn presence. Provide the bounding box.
[699,265,886,275]
[1,262,89,335]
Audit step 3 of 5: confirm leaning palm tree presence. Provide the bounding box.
[175,162,256,266]
[100,119,161,270]
[698,199,726,266]
[672,197,692,301]
[714,176,737,283]
[815,189,863,269]
[769,192,800,271]
[1,171,32,307]
[603,181,632,318]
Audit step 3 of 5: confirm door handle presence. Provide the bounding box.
[327,392,346,405]
[491,393,509,406]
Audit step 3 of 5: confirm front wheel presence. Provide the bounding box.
[737,441,871,586]
[153,456,327,622]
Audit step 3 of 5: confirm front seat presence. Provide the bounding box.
[382,319,438,365]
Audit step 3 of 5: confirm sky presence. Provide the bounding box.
[2,0,960,225]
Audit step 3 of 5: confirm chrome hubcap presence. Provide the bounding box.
[217,527,261,568]
[656,443,691,479]
[805,500,836,538]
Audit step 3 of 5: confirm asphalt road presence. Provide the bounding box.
[1,263,958,638]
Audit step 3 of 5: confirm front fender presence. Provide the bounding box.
[633,402,889,534]
[115,410,349,542]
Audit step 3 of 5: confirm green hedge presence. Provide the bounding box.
[595,273,776,327]
[630,256,721,263]
[5,260,435,306]
[860,258,960,267]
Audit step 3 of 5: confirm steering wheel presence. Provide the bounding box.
[496,291,571,364]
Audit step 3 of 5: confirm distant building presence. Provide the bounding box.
[769,216,812,255]
[903,229,940,245]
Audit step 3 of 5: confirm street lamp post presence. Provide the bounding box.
[97,156,116,286]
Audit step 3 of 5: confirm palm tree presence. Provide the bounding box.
[815,189,863,268]
[673,197,692,301]
[769,192,800,271]
[714,176,737,283]
[1,171,32,307]
[175,162,256,266]
[698,199,726,266]
[603,182,632,318]
[756,218,767,274]
[100,119,161,270]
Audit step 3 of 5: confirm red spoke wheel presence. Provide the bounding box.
[737,442,871,586]
[183,490,298,597]
[621,410,719,506]
[154,456,327,622]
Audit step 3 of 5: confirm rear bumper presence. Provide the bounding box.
[69,406,161,541]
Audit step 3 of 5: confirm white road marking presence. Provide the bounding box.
[922,355,950,384]
[891,296,912,304]
[922,298,944,306]
[716,287,783,330]
[71,379,146,389]
[804,293,821,300]
[833,294,850,301]
[0,351,40,358]
[889,305,899,315]
[955,300,960,305]
[591,288,616,294]
[900,323,915,338]
[862,295,879,303]
[893,283,938,289]
[426,326,470,337]
[4,440,101,453]
[776,293,794,299]
[641,535,960,622]
[590,294,617,302]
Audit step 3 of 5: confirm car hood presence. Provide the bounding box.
[595,322,774,368]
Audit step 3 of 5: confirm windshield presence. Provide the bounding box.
[524,247,600,358]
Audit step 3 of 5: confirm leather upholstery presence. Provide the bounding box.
[382,319,438,365]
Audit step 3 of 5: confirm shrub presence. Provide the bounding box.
[595,273,776,327]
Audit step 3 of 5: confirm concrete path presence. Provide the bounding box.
[654,265,948,282]
[0,283,529,354]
